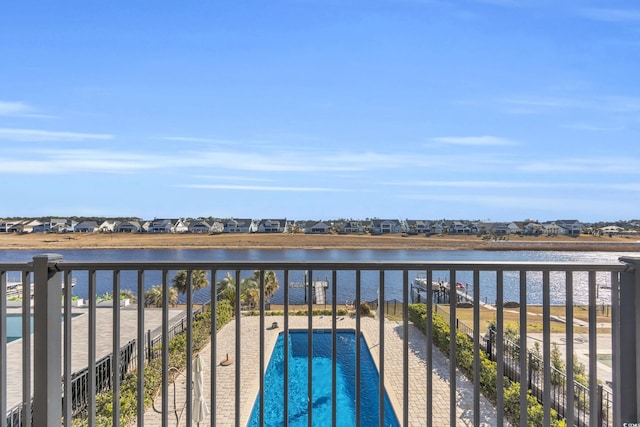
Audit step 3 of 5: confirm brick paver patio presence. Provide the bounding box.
[142,314,504,426]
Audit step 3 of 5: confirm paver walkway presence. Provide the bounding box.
[142,315,505,426]
[5,306,184,410]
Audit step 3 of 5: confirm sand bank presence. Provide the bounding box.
[1,232,639,252]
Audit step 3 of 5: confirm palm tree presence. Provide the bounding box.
[263,270,279,302]
[144,285,178,308]
[172,270,209,295]
[216,273,237,305]
[120,288,137,303]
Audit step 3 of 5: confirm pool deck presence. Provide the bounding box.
[4,306,185,411]
[142,315,506,426]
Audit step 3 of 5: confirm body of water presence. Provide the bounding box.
[1,248,635,306]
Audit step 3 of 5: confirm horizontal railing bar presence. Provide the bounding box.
[43,260,627,272]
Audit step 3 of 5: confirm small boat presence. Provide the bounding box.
[411,273,448,292]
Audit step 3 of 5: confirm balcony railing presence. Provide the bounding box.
[1,255,639,426]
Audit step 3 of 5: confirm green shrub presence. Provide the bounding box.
[74,300,233,426]
[359,302,371,316]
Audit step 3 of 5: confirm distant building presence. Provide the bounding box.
[254,219,288,233]
[223,218,253,233]
[370,219,402,235]
[304,221,331,234]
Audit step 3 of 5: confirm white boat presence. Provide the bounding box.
[411,273,448,292]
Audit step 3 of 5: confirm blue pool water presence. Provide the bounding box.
[5,314,78,343]
[248,329,400,427]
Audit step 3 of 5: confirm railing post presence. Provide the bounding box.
[618,256,640,423]
[32,254,63,427]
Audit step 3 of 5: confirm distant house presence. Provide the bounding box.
[522,222,543,235]
[97,220,117,233]
[304,221,331,234]
[32,218,70,233]
[147,219,174,233]
[254,219,288,233]
[9,220,41,233]
[370,219,402,235]
[338,220,365,235]
[147,218,188,233]
[223,218,253,233]
[427,221,447,235]
[75,220,99,233]
[556,220,583,236]
[210,220,224,234]
[116,220,143,233]
[404,220,429,235]
[0,220,19,233]
[600,225,624,235]
[188,219,212,234]
[506,222,523,235]
[542,222,564,235]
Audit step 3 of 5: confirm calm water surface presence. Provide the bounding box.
[1,248,636,305]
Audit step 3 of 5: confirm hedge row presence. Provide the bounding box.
[408,304,567,427]
[74,300,233,426]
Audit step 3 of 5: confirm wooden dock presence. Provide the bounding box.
[289,278,329,304]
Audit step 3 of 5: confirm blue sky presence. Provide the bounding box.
[1,1,639,222]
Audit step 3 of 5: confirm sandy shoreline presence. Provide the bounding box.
[1,232,639,252]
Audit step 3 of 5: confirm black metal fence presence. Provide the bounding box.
[433,303,613,427]
[5,301,211,426]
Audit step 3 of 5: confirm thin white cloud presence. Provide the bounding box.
[0,101,31,116]
[386,180,640,191]
[519,157,640,174]
[561,123,624,132]
[160,136,233,144]
[579,8,640,23]
[193,175,274,182]
[178,184,349,192]
[0,149,162,174]
[0,128,113,142]
[399,193,614,214]
[432,136,518,146]
[0,101,56,118]
[500,95,640,115]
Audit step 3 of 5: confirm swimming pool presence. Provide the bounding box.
[5,313,79,343]
[248,329,400,427]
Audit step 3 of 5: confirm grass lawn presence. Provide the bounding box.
[439,304,611,335]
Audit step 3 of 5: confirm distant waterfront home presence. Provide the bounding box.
[74,220,99,233]
[599,225,624,235]
[404,219,429,235]
[147,218,188,233]
[542,222,564,235]
[0,220,19,233]
[32,218,71,233]
[187,219,212,234]
[254,219,288,233]
[556,219,584,236]
[223,218,253,233]
[370,219,402,235]
[8,219,41,233]
[427,221,447,235]
[338,220,365,234]
[522,221,543,235]
[210,220,224,234]
[97,220,117,233]
[304,221,331,234]
[448,220,475,234]
[506,222,523,234]
[116,220,143,233]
